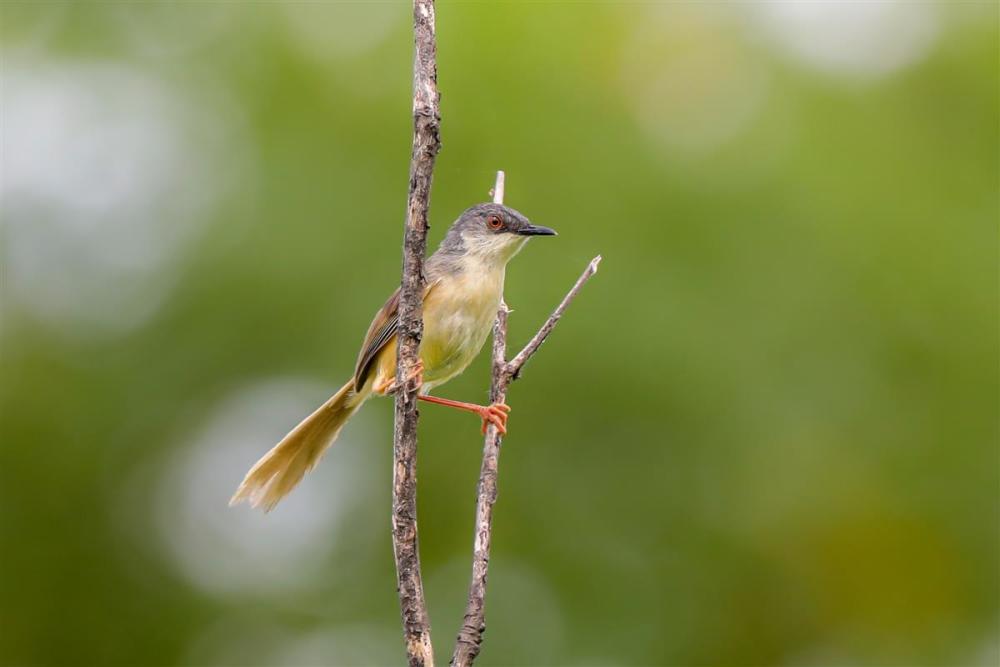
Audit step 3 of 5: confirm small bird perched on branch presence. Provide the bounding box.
[230,203,556,511]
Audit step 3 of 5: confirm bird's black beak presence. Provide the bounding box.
[516,224,557,237]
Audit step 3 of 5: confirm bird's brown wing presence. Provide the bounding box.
[353,279,440,389]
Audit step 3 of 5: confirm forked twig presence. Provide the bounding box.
[451,172,601,667]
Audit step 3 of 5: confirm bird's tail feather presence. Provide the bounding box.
[230,379,365,511]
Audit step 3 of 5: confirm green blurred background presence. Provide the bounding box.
[1,1,997,665]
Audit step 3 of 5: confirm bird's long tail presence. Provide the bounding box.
[230,379,366,511]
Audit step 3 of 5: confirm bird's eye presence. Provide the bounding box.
[486,215,503,230]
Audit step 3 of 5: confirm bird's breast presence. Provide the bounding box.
[420,267,504,388]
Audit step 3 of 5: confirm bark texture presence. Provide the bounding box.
[451,255,602,667]
[393,1,441,665]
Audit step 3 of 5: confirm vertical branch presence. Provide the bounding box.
[452,173,510,666]
[394,1,440,665]
[452,302,511,667]
[451,173,602,666]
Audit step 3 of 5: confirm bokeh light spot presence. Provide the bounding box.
[154,378,380,598]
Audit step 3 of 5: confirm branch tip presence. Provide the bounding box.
[491,171,505,205]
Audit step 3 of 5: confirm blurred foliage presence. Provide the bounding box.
[1,1,997,666]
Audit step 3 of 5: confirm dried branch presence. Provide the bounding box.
[507,255,603,378]
[452,177,601,665]
[393,1,440,665]
[451,302,510,667]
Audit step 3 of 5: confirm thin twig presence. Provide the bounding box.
[507,255,603,378]
[451,244,602,667]
[393,1,440,665]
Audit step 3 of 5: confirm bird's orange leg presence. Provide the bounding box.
[417,395,511,435]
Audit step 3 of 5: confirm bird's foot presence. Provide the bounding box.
[478,402,511,435]
[404,360,425,389]
[377,360,424,395]
[416,394,512,435]
[372,376,393,395]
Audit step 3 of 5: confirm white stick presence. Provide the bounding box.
[491,170,505,204]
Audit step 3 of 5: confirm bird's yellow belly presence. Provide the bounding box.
[420,273,501,390]
[368,267,504,394]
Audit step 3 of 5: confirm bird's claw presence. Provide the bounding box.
[406,360,425,389]
[479,402,511,435]
[380,361,424,395]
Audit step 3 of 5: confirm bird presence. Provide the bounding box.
[230,202,556,511]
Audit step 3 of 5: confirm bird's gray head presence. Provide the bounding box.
[436,203,556,267]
